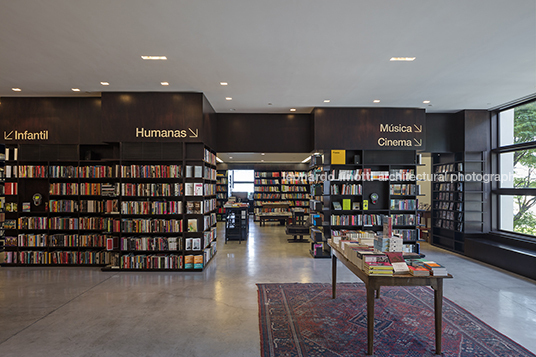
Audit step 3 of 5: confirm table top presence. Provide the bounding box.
[329,241,453,287]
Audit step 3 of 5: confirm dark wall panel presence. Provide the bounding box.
[216,113,313,153]
[202,94,217,149]
[425,113,458,153]
[313,107,425,150]
[0,97,102,144]
[101,92,204,143]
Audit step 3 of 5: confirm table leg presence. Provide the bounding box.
[366,285,375,355]
[375,287,381,299]
[434,279,443,355]
[332,254,337,299]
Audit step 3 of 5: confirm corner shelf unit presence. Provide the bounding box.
[216,170,228,221]
[431,152,485,254]
[322,149,423,253]
[0,142,217,271]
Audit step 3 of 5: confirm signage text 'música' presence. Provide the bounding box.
[379,124,413,133]
[136,128,188,138]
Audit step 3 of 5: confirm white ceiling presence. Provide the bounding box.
[1,0,535,114]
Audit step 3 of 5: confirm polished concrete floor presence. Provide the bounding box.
[1,221,535,356]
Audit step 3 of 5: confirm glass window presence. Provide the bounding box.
[233,170,254,182]
[232,183,254,193]
[497,99,536,238]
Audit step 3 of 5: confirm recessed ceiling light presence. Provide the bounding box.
[100,82,110,86]
[373,100,380,103]
[141,56,167,60]
[261,153,265,156]
[261,160,264,162]
[290,108,296,112]
[323,99,331,103]
[229,156,233,159]
[390,57,416,61]
[423,100,431,104]
[12,88,21,92]
[72,88,81,92]
[226,97,232,101]
[220,82,228,86]
[161,82,169,86]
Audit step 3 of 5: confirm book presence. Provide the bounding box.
[22,202,31,212]
[342,199,351,211]
[185,166,193,178]
[185,183,194,196]
[185,238,193,250]
[331,150,346,165]
[188,219,198,232]
[194,166,203,178]
[352,202,360,210]
[409,265,430,276]
[184,255,194,269]
[194,183,203,196]
[192,238,201,250]
[194,255,204,269]
[363,200,368,210]
[333,202,342,210]
[385,252,409,275]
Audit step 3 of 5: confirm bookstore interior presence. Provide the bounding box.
[1,2,536,355]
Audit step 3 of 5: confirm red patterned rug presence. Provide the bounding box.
[257,283,535,357]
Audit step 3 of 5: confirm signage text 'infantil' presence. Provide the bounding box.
[4,130,49,140]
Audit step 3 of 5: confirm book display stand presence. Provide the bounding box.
[216,170,228,221]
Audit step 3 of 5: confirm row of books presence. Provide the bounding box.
[254,193,281,199]
[389,169,416,181]
[280,179,308,185]
[333,200,360,210]
[184,165,216,180]
[121,183,182,197]
[120,201,182,215]
[120,236,182,251]
[434,183,463,192]
[436,211,463,221]
[50,199,119,213]
[121,219,183,233]
[255,172,280,178]
[7,233,107,247]
[390,199,417,211]
[204,213,217,230]
[436,192,463,201]
[435,219,463,231]
[435,163,463,173]
[331,183,362,195]
[281,185,308,192]
[389,184,420,196]
[120,253,184,269]
[4,182,17,195]
[204,148,216,166]
[435,201,463,211]
[17,165,47,178]
[4,250,112,265]
[185,200,217,214]
[281,193,309,199]
[121,165,182,178]
[254,186,280,192]
[254,179,280,185]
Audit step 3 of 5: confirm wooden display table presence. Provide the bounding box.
[258,203,291,226]
[329,241,452,355]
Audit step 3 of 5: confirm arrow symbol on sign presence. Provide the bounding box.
[413,124,422,133]
[188,128,198,138]
[4,131,13,140]
[413,138,422,146]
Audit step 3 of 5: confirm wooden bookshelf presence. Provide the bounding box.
[216,170,228,221]
[0,142,218,271]
[0,144,5,263]
[321,149,423,254]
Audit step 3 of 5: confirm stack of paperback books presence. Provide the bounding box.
[364,261,393,276]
